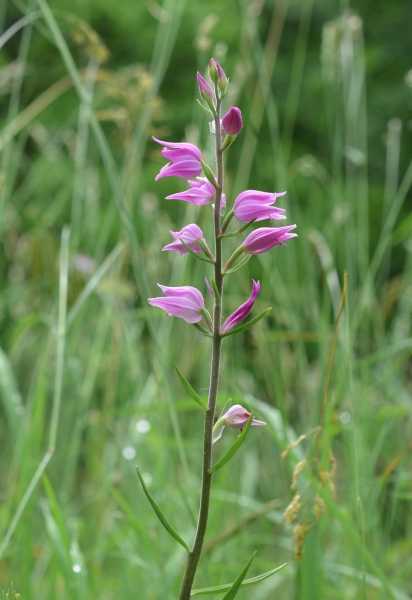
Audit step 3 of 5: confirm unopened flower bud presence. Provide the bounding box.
[197,72,213,101]
[215,62,228,92]
[208,59,228,93]
[222,107,243,135]
[208,58,219,84]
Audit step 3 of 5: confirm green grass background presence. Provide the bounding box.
[0,0,411,598]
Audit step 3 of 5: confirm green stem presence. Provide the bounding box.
[178,85,224,600]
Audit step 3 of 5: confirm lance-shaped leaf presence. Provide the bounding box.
[196,99,214,117]
[224,254,252,275]
[221,220,256,239]
[135,466,190,554]
[194,323,212,337]
[191,563,287,595]
[212,398,233,444]
[209,413,252,473]
[221,551,256,600]
[220,308,271,338]
[179,238,214,264]
[210,279,221,305]
[201,159,219,190]
[170,355,208,411]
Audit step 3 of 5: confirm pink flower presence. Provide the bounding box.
[162,224,204,257]
[222,404,266,429]
[221,280,260,333]
[242,225,297,255]
[148,285,204,323]
[197,72,213,100]
[165,177,226,208]
[234,190,287,223]
[222,107,243,135]
[153,137,203,180]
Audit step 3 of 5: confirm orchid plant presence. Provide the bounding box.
[139,59,297,599]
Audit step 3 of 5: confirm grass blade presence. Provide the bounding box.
[191,563,287,595]
[170,355,208,411]
[136,466,190,554]
[209,414,253,474]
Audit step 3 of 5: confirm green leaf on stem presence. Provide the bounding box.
[221,551,256,599]
[224,254,252,275]
[221,220,256,239]
[220,134,237,153]
[193,323,212,337]
[217,398,232,421]
[191,563,287,595]
[179,238,214,264]
[170,355,208,411]
[210,279,221,305]
[135,466,190,554]
[220,308,272,337]
[209,414,253,473]
[198,239,216,263]
[196,99,214,117]
[212,398,233,444]
[201,160,219,190]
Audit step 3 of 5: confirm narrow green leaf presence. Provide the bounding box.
[196,99,214,116]
[201,160,219,190]
[191,563,287,595]
[210,279,221,304]
[217,398,232,421]
[220,134,237,153]
[222,220,256,239]
[179,238,214,263]
[193,323,212,337]
[222,551,256,600]
[170,355,208,411]
[212,399,232,444]
[225,254,252,274]
[221,308,272,338]
[209,414,253,473]
[136,466,190,554]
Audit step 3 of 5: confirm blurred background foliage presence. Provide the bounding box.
[0,0,411,598]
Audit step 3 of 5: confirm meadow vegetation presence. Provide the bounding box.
[0,0,411,598]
